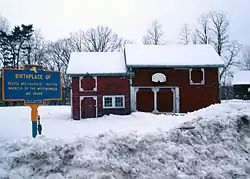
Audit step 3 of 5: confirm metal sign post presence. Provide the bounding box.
[2,65,62,138]
[30,104,39,138]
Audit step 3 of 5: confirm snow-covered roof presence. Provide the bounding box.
[125,44,224,67]
[67,52,127,75]
[232,71,250,85]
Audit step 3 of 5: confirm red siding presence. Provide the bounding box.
[71,76,130,119]
[71,67,220,119]
[131,68,220,113]
[72,77,80,120]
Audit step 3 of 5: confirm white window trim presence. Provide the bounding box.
[189,68,205,85]
[79,76,97,92]
[102,95,125,109]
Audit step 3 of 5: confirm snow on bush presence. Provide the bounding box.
[0,100,250,178]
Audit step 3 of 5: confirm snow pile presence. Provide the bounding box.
[0,100,250,178]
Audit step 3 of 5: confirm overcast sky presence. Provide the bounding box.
[0,0,250,46]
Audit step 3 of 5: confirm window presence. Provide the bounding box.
[115,97,124,107]
[189,68,205,85]
[104,97,112,108]
[103,95,125,108]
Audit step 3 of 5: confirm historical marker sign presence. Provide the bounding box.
[2,65,62,105]
[1,64,62,138]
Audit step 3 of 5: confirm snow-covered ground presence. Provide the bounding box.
[0,105,188,142]
[0,100,250,178]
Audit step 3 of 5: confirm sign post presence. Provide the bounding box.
[2,65,62,138]
[30,104,39,138]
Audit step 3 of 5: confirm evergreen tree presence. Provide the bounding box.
[0,24,34,68]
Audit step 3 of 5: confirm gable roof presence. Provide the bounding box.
[66,52,127,75]
[232,71,250,85]
[125,44,224,68]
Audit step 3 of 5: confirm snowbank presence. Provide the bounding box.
[0,100,250,178]
[0,105,188,142]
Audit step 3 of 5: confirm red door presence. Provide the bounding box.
[136,88,154,112]
[81,97,96,119]
[157,88,174,112]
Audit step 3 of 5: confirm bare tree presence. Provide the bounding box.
[0,16,10,66]
[69,30,85,52]
[196,12,241,80]
[220,41,241,79]
[196,14,211,44]
[45,38,72,70]
[210,12,229,56]
[180,23,190,45]
[69,28,131,52]
[209,12,240,80]
[191,30,198,44]
[0,16,10,32]
[238,45,250,70]
[43,38,73,104]
[81,25,124,52]
[20,29,46,65]
[142,20,164,45]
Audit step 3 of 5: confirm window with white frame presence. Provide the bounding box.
[103,95,125,108]
[189,68,205,85]
[115,96,124,107]
[103,97,112,108]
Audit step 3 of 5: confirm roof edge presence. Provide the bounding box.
[126,64,225,68]
[67,72,134,77]
[232,83,250,86]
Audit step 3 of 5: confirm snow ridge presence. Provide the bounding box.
[0,100,250,178]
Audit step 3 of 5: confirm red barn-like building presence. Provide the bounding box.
[67,52,131,120]
[67,44,224,120]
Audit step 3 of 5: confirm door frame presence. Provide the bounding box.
[80,96,98,118]
[130,86,180,113]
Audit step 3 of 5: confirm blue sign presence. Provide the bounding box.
[2,65,62,104]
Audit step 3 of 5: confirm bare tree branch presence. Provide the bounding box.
[69,30,85,52]
[81,26,124,52]
[196,12,240,81]
[220,41,241,79]
[196,14,211,44]
[20,29,46,65]
[191,30,198,44]
[210,12,229,56]
[142,20,164,45]
[49,38,72,68]
[180,23,190,45]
